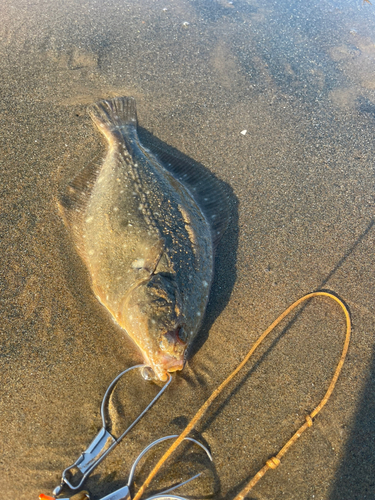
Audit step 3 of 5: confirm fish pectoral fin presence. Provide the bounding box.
[143,238,166,274]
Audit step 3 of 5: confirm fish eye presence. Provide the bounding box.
[177,327,187,343]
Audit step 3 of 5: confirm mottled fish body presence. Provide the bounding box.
[59,97,229,380]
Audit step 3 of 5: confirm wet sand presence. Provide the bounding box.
[1,0,375,499]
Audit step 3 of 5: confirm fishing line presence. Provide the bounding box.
[133,291,351,500]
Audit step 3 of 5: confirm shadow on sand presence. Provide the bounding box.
[329,356,375,499]
[325,220,375,498]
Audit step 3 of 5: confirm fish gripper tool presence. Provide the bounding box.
[52,364,172,496]
[42,433,211,500]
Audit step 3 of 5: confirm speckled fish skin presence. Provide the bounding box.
[59,97,227,381]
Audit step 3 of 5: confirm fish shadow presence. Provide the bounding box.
[138,127,239,361]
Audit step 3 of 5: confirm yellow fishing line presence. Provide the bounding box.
[133,291,351,500]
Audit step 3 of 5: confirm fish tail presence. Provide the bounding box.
[88,97,138,140]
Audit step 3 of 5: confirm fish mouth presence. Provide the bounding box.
[145,327,186,381]
[150,354,184,381]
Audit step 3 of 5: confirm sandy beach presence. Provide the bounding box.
[1,0,374,498]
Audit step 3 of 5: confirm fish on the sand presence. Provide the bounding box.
[58,97,229,380]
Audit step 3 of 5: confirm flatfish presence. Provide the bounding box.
[58,97,229,380]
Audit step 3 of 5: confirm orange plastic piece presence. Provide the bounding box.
[39,495,55,500]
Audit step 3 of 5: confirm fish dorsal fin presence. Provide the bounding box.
[57,158,102,260]
[141,143,230,249]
